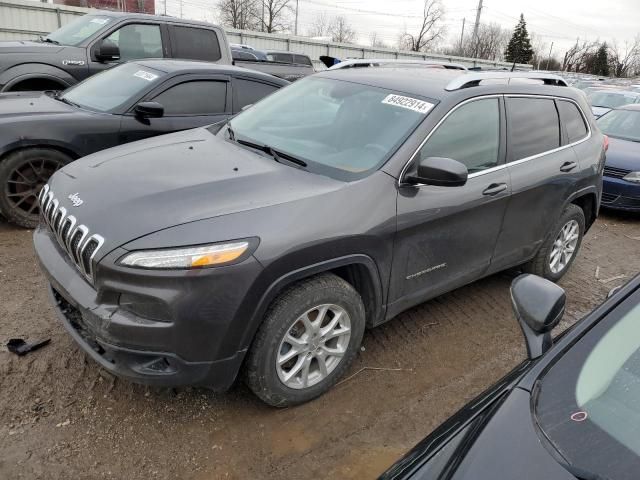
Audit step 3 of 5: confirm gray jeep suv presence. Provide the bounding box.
[34,69,606,406]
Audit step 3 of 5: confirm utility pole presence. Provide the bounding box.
[294,0,299,36]
[261,1,265,32]
[472,0,483,57]
[179,0,183,18]
[459,17,466,53]
[546,41,554,70]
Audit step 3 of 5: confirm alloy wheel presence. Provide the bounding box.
[5,157,64,218]
[549,219,580,274]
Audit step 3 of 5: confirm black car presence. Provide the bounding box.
[380,273,640,480]
[34,70,605,406]
[0,59,287,227]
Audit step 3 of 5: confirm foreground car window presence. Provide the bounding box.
[223,77,434,179]
[45,15,112,46]
[535,291,640,479]
[597,109,640,142]
[61,63,165,113]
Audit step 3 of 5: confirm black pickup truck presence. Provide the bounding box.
[0,11,313,92]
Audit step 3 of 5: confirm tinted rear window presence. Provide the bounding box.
[507,97,560,160]
[557,100,588,143]
[294,54,312,66]
[170,26,221,61]
[153,80,227,115]
[233,78,280,112]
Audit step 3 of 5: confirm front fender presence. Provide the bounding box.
[0,137,80,160]
[0,63,77,91]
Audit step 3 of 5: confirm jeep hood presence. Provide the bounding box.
[0,40,65,54]
[46,127,343,255]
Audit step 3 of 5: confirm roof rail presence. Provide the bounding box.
[445,72,568,91]
[328,59,467,71]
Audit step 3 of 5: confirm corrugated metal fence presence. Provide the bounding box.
[0,0,531,70]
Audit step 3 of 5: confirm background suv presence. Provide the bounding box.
[34,70,606,406]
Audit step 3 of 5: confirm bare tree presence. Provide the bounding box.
[400,0,445,52]
[255,0,292,33]
[218,0,261,30]
[446,23,508,61]
[328,16,356,44]
[370,32,389,49]
[307,12,329,37]
[609,37,640,77]
[562,40,598,72]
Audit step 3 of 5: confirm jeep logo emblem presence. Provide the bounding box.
[68,193,84,207]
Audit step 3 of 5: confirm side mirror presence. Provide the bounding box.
[405,157,468,186]
[510,274,566,360]
[95,40,120,62]
[134,101,164,118]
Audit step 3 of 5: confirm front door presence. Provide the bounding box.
[388,96,511,317]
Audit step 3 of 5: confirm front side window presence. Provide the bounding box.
[153,81,227,115]
[597,109,640,143]
[104,24,163,61]
[418,98,500,173]
[61,63,165,112]
[507,97,560,160]
[170,27,221,62]
[557,100,588,143]
[535,290,640,479]
[45,15,113,46]
[221,76,433,180]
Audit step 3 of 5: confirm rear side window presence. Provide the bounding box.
[507,97,560,160]
[271,53,293,63]
[153,80,227,115]
[170,26,221,62]
[233,78,280,112]
[418,98,500,173]
[293,54,312,66]
[557,100,588,143]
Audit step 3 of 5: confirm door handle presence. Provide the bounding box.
[560,161,578,172]
[482,183,508,196]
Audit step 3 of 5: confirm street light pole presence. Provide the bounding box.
[294,0,299,36]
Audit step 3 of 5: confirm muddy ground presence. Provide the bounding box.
[1,211,639,480]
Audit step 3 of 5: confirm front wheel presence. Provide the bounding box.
[245,273,366,407]
[524,203,585,281]
[0,148,71,228]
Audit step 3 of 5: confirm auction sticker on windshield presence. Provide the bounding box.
[382,94,434,114]
[134,70,159,82]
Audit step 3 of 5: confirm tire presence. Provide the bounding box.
[0,148,71,228]
[245,273,366,407]
[524,203,586,282]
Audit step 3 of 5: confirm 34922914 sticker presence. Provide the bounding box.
[382,94,434,114]
[133,70,159,82]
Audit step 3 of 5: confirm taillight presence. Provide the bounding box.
[603,135,609,151]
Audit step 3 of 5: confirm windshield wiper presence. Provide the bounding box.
[38,36,60,45]
[235,138,307,168]
[226,123,236,141]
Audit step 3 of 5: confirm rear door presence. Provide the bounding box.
[492,96,582,269]
[119,75,231,144]
[388,96,511,316]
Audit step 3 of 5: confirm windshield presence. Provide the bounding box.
[61,63,164,113]
[597,109,640,142]
[45,15,113,47]
[535,288,640,480]
[589,91,639,109]
[219,76,434,180]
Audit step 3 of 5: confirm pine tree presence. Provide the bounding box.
[504,14,534,64]
[592,43,610,76]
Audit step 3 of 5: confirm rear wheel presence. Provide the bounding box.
[524,204,585,282]
[0,148,71,228]
[245,273,365,407]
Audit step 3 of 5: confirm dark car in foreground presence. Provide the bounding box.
[34,70,605,406]
[597,105,640,211]
[380,273,640,480]
[0,59,287,227]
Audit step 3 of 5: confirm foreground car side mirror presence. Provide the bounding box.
[511,274,566,360]
[134,102,164,119]
[95,40,120,62]
[405,157,468,187]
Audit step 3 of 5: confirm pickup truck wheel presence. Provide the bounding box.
[245,273,365,407]
[524,204,585,282]
[0,148,71,228]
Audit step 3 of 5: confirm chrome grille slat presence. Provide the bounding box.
[38,185,104,285]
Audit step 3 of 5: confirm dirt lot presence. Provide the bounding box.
[1,211,639,480]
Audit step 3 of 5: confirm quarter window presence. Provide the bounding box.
[233,79,280,112]
[507,97,560,160]
[104,24,163,61]
[170,26,221,62]
[418,98,500,173]
[557,100,588,143]
[152,81,227,115]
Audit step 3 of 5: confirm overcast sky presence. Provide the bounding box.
[157,0,640,58]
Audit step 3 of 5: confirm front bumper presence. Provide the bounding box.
[602,176,640,211]
[34,225,263,389]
